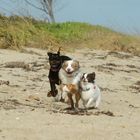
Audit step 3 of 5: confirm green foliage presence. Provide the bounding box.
[35,22,92,41]
[34,22,116,42]
[0,14,140,55]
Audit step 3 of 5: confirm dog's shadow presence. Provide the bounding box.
[61,107,98,115]
[52,106,115,116]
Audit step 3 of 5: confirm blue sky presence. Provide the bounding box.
[0,0,140,35]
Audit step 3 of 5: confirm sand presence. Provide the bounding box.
[0,48,140,140]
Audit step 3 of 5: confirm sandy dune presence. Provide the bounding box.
[0,48,140,140]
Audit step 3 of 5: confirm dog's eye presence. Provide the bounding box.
[50,60,61,65]
[54,55,60,59]
[49,54,60,60]
[72,63,79,69]
[62,62,68,69]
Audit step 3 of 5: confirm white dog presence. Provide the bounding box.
[80,72,101,109]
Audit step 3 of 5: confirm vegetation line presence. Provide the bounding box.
[0,15,140,55]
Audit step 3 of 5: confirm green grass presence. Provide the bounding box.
[34,22,115,42]
[0,15,140,55]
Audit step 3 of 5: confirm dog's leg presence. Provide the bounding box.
[51,82,58,97]
[60,91,67,102]
[86,98,94,109]
[67,93,74,109]
[95,95,101,108]
[75,93,81,108]
[82,101,87,109]
[47,80,58,97]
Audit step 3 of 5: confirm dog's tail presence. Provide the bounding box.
[57,47,61,55]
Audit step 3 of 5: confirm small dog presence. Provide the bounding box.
[80,72,101,109]
[59,60,82,109]
[60,84,81,109]
[47,48,71,97]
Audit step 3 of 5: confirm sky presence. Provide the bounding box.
[0,0,140,35]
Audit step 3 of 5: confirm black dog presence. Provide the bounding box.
[47,48,71,97]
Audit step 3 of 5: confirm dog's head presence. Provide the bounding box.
[62,60,80,76]
[81,72,96,83]
[47,49,62,71]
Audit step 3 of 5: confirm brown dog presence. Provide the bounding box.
[60,84,81,109]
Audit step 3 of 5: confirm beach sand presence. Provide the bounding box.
[0,48,140,140]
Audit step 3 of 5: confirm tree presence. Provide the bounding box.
[25,0,55,23]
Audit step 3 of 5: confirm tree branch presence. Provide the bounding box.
[25,0,47,13]
[40,0,49,15]
[25,0,55,23]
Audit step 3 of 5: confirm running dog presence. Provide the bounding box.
[80,72,101,109]
[59,60,82,109]
[47,48,71,97]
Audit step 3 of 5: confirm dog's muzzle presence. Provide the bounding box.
[50,60,61,71]
[66,68,74,75]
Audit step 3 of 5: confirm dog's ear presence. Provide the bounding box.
[47,52,52,57]
[57,47,61,55]
[91,72,96,79]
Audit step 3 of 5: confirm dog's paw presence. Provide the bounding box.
[47,90,58,97]
[47,91,52,97]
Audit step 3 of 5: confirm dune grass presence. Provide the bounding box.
[0,15,60,50]
[0,15,140,55]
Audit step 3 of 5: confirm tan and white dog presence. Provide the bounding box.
[60,84,81,109]
[59,60,82,109]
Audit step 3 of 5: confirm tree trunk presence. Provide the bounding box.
[49,11,55,23]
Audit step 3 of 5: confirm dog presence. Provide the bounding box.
[47,48,71,97]
[60,84,81,109]
[80,72,101,109]
[59,60,82,109]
